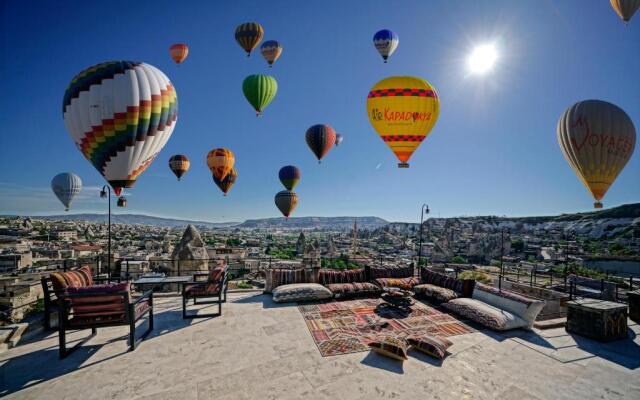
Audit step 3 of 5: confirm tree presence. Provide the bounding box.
[511,239,524,253]
[451,255,467,264]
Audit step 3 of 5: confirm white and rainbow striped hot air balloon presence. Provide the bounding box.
[62,61,178,196]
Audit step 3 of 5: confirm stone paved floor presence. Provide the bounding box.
[1,292,639,400]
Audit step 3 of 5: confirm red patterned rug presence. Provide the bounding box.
[298,298,476,357]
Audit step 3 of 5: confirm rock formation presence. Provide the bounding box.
[171,225,209,273]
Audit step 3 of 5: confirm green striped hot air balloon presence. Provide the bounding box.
[242,74,277,116]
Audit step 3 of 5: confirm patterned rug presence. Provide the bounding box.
[298,298,476,357]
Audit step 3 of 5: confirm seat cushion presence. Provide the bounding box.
[368,336,408,361]
[407,334,452,360]
[443,298,528,331]
[413,283,459,303]
[325,282,382,298]
[375,277,421,291]
[472,284,545,329]
[184,283,221,298]
[67,282,130,325]
[272,283,333,303]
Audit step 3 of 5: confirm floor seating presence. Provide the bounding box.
[47,266,153,358]
[319,268,382,299]
[413,268,475,303]
[443,283,545,330]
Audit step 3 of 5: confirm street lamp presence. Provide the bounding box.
[499,227,509,290]
[417,204,430,269]
[100,185,111,275]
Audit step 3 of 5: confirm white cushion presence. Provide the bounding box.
[472,287,545,329]
[272,283,333,303]
[443,298,528,331]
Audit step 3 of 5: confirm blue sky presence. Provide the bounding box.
[1,0,638,222]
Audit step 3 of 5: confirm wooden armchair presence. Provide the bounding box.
[182,266,228,319]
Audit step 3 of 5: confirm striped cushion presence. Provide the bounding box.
[325,282,382,298]
[50,266,94,292]
[375,277,421,291]
[368,265,414,279]
[318,269,366,285]
[368,336,408,361]
[67,282,130,325]
[265,268,311,293]
[407,335,452,359]
[272,283,333,303]
[413,284,458,303]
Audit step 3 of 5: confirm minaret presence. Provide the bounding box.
[351,218,358,256]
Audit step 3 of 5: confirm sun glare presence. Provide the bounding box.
[467,44,498,74]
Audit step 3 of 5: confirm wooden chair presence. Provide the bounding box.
[182,266,228,319]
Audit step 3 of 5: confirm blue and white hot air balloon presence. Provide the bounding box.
[51,172,82,211]
[373,29,399,63]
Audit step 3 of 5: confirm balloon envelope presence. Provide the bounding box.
[207,148,235,181]
[169,154,190,180]
[213,168,237,196]
[305,124,336,162]
[242,74,277,115]
[610,0,640,22]
[279,165,301,190]
[235,22,264,56]
[373,29,399,62]
[169,44,189,64]
[366,76,440,168]
[275,190,298,218]
[51,172,82,211]
[260,40,283,66]
[63,61,178,195]
[557,99,636,208]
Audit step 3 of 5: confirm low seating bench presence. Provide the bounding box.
[182,266,228,318]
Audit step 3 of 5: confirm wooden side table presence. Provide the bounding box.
[566,299,628,342]
[628,290,640,323]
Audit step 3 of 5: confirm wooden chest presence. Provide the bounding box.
[566,299,628,342]
[629,290,640,323]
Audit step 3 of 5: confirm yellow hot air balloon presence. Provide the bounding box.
[557,100,636,209]
[207,148,235,181]
[366,76,440,168]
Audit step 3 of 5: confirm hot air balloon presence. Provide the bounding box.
[275,190,298,219]
[207,148,235,181]
[169,43,189,64]
[51,172,82,211]
[610,0,640,23]
[557,100,636,209]
[63,61,178,197]
[117,196,127,208]
[279,165,300,190]
[242,74,277,116]
[260,40,283,67]
[366,76,440,168]
[305,124,336,163]
[169,154,190,180]
[213,168,237,196]
[373,29,399,63]
[242,74,278,116]
[235,22,264,57]
[335,134,344,147]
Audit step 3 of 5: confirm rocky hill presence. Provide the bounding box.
[237,216,388,230]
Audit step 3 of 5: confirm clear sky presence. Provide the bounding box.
[1,0,638,223]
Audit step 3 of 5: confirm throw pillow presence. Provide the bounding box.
[407,334,452,359]
[272,283,333,303]
[368,336,408,361]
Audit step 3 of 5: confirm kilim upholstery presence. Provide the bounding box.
[420,268,475,298]
[412,284,459,303]
[182,266,228,319]
[57,279,154,359]
[368,336,409,361]
[325,282,382,299]
[375,277,421,291]
[366,264,414,280]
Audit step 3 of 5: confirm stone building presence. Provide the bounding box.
[296,232,306,256]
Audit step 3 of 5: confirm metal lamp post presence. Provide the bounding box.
[417,204,430,268]
[499,228,508,290]
[100,185,111,276]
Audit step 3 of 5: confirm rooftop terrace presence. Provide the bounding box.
[1,292,639,400]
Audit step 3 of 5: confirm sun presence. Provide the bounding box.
[467,44,498,74]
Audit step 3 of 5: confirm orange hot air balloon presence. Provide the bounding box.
[207,148,235,181]
[557,100,636,209]
[610,0,640,23]
[213,168,237,196]
[366,76,440,168]
[169,44,189,64]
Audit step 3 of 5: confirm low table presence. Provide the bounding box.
[566,298,628,342]
[133,276,192,292]
[379,288,415,313]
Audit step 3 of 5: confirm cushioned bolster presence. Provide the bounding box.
[73,303,126,315]
[444,298,528,331]
[375,277,421,290]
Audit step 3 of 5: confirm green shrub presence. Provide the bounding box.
[458,270,492,284]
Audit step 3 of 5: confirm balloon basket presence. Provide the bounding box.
[398,162,409,168]
[594,202,603,209]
